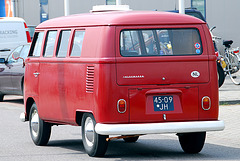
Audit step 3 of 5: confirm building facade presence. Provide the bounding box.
[12,0,240,52]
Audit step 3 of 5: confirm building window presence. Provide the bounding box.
[191,0,206,19]
[106,0,116,5]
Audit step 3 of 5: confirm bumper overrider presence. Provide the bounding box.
[95,120,224,135]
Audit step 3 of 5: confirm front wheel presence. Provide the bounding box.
[29,103,51,146]
[178,132,206,154]
[228,65,240,85]
[225,54,240,85]
[81,113,109,157]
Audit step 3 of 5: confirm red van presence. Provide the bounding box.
[20,11,224,157]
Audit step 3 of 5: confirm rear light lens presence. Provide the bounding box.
[24,22,31,43]
[202,96,211,110]
[234,50,239,54]
[215,51,219,57]
[117,99,126,113]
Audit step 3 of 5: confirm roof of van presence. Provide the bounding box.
[36,11,205,29]
[0,17,25,22]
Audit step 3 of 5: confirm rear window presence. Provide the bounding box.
[120,28,202,57]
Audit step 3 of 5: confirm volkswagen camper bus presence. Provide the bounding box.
[20,10,224,157]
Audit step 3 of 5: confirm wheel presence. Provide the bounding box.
[217,62,225,88]
[123,136,139,143]
[29,103,51,146]
[0,94,4,102]
[226,53,240,85]
[81,113,109,157]
[178,132,206,154]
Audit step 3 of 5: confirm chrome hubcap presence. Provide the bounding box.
[31,109,39,138]
[84,117,94,147]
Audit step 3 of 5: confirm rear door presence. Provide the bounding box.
[116,25,209,123]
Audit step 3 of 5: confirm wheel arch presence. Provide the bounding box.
[25,97,35,121]
[75,110,94,126]
[21,76,24,94]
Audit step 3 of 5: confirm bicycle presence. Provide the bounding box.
[219,40,240,85]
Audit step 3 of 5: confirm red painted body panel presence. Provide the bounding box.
[129,87,198,123]
[24,11,218,127]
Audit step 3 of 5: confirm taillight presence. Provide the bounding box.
[234,50,239,54]
[117,99,126,113]
[215,51,219,57]
[24,22,31,43]
[202,96,211,110]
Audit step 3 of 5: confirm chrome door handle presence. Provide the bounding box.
[33,72,40,77]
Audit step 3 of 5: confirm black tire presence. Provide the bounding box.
[82,113,109,157]
[178,132,206,154]
[217,62,225,88]
[29,103,51,146]
[0,94,4,102]
[123,136,139,143]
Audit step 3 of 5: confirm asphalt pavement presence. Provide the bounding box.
[219,76,240,105]
[0,78,240,160]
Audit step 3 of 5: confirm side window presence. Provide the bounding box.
[70,30,85,57]
[56,30,71,58]
[29,32,44,57]
[43,31,57,57]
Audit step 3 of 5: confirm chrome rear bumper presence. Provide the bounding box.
[95,120,224,135]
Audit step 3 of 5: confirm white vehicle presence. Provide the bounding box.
[0,17,31,58]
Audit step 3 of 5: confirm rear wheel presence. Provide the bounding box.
[123,136,139,143]
[178,132,206,154]
[29,103,51,146]
[81,113,109,157]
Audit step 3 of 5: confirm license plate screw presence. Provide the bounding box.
[163,114,167,120]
